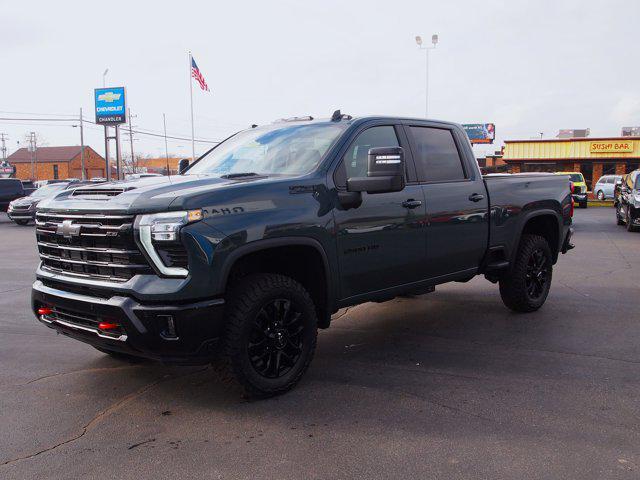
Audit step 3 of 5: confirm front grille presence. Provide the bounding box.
[12,204,31,211]
[36,211,153,282]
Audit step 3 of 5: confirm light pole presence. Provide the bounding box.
[415,34,438,118]
[102,68,109,87]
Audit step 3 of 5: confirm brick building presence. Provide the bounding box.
[133,157,180,175]
[503,137,640,191]
[7,146,106,181]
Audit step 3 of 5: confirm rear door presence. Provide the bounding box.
[332,123,427,300]
[404,123,489,279]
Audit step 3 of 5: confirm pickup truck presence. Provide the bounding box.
[31,113,574,398]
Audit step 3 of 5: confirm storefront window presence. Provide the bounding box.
[602,163,617,176]
[627,162,639,174]
[522,162,559,173]
[580,163,593,191]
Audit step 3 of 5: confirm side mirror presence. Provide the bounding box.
[347,147,405,194]
[178,159,190,174]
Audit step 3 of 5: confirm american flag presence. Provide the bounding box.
[191,57,210,92]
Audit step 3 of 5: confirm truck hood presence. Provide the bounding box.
[37,174,279,214]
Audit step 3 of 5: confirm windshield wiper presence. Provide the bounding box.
[220,172,260,179]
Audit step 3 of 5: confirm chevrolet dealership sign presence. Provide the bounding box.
[94,87,126,124]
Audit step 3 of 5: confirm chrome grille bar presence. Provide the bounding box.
[36,210,152,282]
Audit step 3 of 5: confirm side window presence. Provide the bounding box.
[410,127,466,182]
[335,126,399,187]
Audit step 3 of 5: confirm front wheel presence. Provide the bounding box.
[596,190,605,201]
[217,273,318,398]
[580,201,588,208]
[14,219,30,225]
[499,234,553,313]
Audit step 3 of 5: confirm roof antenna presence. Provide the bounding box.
[331,109,342,122]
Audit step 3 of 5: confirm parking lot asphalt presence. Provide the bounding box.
[1,207,639,480]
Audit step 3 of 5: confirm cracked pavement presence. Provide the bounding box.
[1,208,639,479]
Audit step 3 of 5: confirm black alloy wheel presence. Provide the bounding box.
[217,273,318,398]
[524,248,550,300]
[499,234,553,313]
[248,298,305,379]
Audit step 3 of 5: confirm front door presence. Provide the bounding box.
[333,125,427,300]
[405,124,489,279]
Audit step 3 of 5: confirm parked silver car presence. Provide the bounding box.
[593,175,623,200]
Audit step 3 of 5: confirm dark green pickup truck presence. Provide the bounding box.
[31,112,574,397]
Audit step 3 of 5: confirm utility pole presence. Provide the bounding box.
[0,133,7,162]
[79,108,86,180]
[127,108,136,174]
[163,113,170,177]
[29,132,37,181]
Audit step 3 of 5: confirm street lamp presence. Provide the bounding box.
[415,34,438,118]
[102,68,109,87]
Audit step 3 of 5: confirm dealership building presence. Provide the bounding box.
[7,146,106,181]
[502,137,640,190]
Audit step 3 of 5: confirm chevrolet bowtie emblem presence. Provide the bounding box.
[56,219,82,239]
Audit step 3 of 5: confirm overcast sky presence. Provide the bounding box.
[1,0,639,160]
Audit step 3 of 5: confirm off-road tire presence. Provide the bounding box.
[499,234,553,313]
[616,205,625,225]
[215,273,318,398]
[14,219,29,225]
[580,201,588,209]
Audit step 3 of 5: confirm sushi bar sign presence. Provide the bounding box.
[589,141,633,154]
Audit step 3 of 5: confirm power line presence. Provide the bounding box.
[0,116,223,144]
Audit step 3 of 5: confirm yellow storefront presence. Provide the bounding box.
[503,138,640,191]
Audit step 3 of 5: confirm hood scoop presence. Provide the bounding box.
[72,186,130,197]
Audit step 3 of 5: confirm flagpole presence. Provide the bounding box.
[188,51,196,162]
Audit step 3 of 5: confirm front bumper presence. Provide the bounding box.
[32,280,226,365]
[572,193,587,202]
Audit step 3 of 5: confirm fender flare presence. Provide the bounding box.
[219,236,335,309]
[511,208,563,263]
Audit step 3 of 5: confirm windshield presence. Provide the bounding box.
[30,183,68,198]
[187,123,346,176]
[569,173,584,183]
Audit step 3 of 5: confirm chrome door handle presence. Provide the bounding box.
[402,199,422,209]
[468,193,485,202]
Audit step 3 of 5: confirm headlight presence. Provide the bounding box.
[137,209,202,277]
[634,193,640,203]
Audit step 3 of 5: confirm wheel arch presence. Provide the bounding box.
[220,237,335,327]
[513,209,563,264]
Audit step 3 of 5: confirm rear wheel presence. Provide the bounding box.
[499,234,553,313]
[216,273,318,398]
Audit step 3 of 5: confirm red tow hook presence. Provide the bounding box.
[37,307,53,316]
[98,322,120,331]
